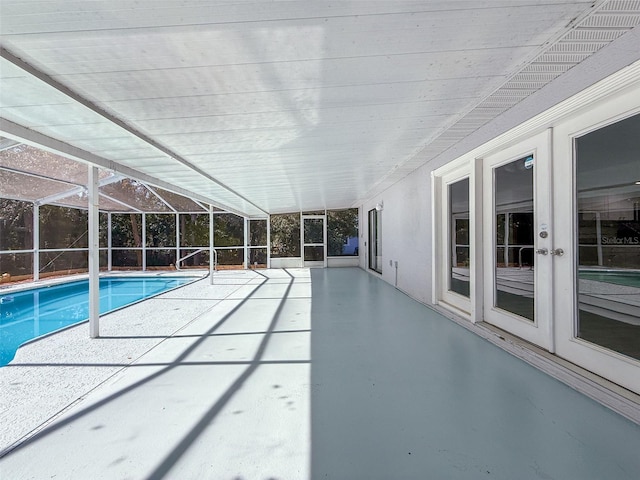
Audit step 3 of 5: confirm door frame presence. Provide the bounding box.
[301,214,327,267]
[482,129,554,351]
[553,84,640,394]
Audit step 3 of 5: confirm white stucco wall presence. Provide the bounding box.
[359,165,432,304]
[357,24,640,306]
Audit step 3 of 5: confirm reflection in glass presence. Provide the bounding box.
[449,179,470,297]
[494,156,535,321]
[576,113,640,360]
[368,208,382,273]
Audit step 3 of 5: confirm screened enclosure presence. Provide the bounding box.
[0,139,359,283]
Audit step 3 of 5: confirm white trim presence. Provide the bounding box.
[553,83,640,395]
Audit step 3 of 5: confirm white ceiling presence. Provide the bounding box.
[1,0,640,217]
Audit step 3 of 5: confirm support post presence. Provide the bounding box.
[142,213,147,271]
[88,166,100,338]
[266,215,271,269]
[33,202,39,281]
[175,213,180,270]
[209,205,214,284]
[244,217,249,269]
[107,212,112,272]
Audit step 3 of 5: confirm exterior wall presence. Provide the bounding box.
[360,168,432,303]
[327,257,359,268]
[270,257,302,268]
[359,24,640,302]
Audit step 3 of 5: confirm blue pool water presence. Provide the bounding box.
[0,276,194,366]
[579,270,640,288]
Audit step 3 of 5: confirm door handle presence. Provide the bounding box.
[550,248,564,256]
[535,248,548,255]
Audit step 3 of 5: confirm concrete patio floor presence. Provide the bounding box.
[1,267,639,479]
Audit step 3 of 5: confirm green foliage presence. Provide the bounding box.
[270,213,300,257]
[0,199,33,250]
[214,213,244,247]
[327,209,358,256]
[39,205,88,249]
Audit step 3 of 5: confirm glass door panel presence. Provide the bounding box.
[304,218,324,244]
[368,208,382,273]
[482,130,552,349]
[575,113,640,361]
[554,92,640,394]
[494,159,535,321]
[449,178,470,298]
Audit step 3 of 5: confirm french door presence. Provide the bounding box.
[553,94,640,394]
[482,130,554,350]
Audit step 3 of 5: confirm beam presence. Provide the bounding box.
[0,46,269,218]
[0,118,260,219]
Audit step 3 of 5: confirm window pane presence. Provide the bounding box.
[217,248,243,267]
[214,213,244,247]
[304,245,324,262]
[39,250,88,276]
[270,213,300,258]
[494,157,534,321]
[146,249,176,269]
[576,113,640,360]
[249,220,267,246]
[178,248,210,268]
[111,214,142,248]
[449,179,470,297]
[327,209,358,256]
[304,218,323,244]
[112,249,142,268]
[39,205,88,249]
[368,208,382,273]
[0,252,33,280]
[0,199,33,250]
[180,214,210,247]
[249,248,267,268]
[146,214,176,248]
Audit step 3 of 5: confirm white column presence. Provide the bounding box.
[142,213,147,271]
[266,216,271,269]
[244,217,249,269]
[175,213,180,269]
[88,166,100,338]
[33,202,39,281]
[209,205,214,284]
[107,212,112,272]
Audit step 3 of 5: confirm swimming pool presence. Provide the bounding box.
[0,276,195,366]
[579,270,640,288]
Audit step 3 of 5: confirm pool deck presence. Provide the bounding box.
[1,267,639,479]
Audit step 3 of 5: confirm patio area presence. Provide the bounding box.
[1,268,639,479]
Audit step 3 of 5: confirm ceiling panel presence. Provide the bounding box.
[1,1,639,216]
